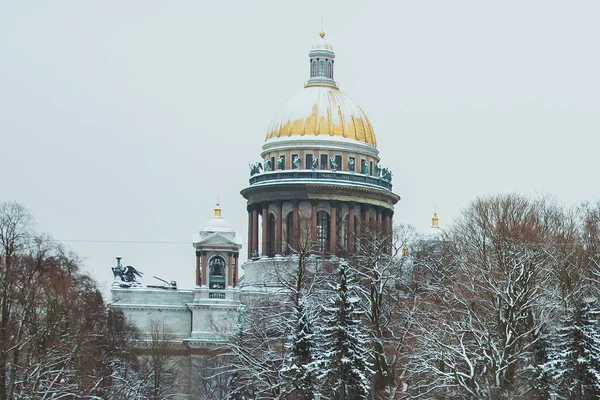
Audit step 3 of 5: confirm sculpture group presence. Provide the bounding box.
[249,158,393,182]
[112,257,143,287]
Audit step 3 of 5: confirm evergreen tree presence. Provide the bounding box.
[542,299,600,399]
[316,260,372,400]
[281,297,317,399]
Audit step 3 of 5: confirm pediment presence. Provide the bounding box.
[195,232,240,248]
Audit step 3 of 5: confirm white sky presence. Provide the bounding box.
[1,1,599,295]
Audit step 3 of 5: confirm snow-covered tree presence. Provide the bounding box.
[541,299,600,399]
[316,260,373,400]
[281,296,318,399]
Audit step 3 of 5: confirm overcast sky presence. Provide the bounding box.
[1,1,599,294]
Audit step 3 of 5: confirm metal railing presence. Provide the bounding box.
[249,170,393,191]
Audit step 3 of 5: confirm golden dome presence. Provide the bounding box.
[265,86,377,146]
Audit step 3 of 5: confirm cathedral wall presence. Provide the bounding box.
[110,288,194,340]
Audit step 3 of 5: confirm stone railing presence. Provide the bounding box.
[249,170,393,191]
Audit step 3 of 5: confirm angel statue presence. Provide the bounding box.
[330,156,338,171]
[311,157,318,170]
[348,158,355,172]
[277,156,285,170]
[249,162,262,176]
[292,155,302,169]
[375,164,382,177]
[382,168,393,182]
[263,158,271,172]
[362,162,369,175]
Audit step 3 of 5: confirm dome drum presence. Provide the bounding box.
[243,198,395,260]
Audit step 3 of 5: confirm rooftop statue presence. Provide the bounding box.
[249,161,262,176]
[112,257,143,288]
[382,167,392,182]
[263,158,271,172]
[311,157,318,170]
[348,158,355,172]
[330,156,338,171]
[375,164,382,177]
[292,155,302,169]
[362,162,369,175]
[277,156,285,170]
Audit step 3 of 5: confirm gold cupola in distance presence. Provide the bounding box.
[264,32,377,146]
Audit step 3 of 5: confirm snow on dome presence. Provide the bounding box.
[264,86,377,146]
[311,32,333,51]
[203,216,233,232]
[202,203,234,232]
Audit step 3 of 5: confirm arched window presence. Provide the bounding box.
[285,212,294,255]
[267,213,276,257]
[319,60,325,77]
[317,211,330,253]
[311,60,317,77]
[327,61,332,78]
[209,256,226,289]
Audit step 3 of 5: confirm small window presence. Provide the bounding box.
[311,61,317,77]
[348,157,355,172]
[320,154,328,170]
[319,60,325,76]
[327,62,332,78]
[370,161,374,176]
[271,157,275,171]
[306,154,314,169]
[335,155,342,171]
[292,154,299,169]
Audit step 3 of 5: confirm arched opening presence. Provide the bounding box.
[285,212,294,255]
[327,61,332,78]
[267,213,276,257]
[317,211,330,253]
[208,256,226,289]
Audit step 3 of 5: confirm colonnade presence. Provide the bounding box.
[246,200,393,259]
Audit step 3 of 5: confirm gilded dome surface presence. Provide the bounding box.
[265,86,377,146]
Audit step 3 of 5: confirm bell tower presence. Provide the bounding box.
[192,202,242,291]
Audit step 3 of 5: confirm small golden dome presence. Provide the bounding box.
[319,31,325,38]
[432,211,439,228]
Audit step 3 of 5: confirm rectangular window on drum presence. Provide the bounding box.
[335,155,342,171]
[271,157,275,171]
[321,154,328,170]
[306,154,313,169]
[370,161,373,176]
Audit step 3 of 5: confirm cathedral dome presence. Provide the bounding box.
[264,84,376,146]
[264,32,377,147]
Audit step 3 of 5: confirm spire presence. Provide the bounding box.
[305,31,337,89]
